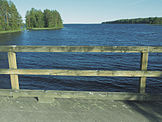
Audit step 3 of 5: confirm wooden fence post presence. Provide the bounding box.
[8,52,19,90]
[139,52,149,93]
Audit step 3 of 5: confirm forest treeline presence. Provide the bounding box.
[0,0,63,32]
[102,17,162,24]
[25,8,63,29]
[0,0,22,31]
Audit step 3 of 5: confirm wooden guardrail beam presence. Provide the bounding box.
[139,52,149,93]
[0,69,162,77]
[8,52,19,90]
[0,46,162,53]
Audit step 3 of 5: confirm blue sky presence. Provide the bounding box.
[12,0,162,24]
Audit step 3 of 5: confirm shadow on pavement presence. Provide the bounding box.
[124,101,162,122]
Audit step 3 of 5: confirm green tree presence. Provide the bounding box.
[26,8,63,29]
[35,10,44,28]
[44,9,52,27]
[53,10,63,28]
[0,0,22,31]
[102,17,162,25]
[30,8,37,28]
[25,10,31,29]
[9,1,22,30]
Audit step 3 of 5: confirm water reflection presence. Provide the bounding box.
[0,32,23,45]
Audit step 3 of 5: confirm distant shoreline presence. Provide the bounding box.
[30,27,63,31]
[0,27,63,34]
[102,17,162,25]
[0,30,22,34]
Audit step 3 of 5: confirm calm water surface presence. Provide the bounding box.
[0,24,162,93]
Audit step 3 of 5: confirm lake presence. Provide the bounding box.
[0,24,162,93]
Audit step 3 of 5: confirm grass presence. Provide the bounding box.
[0,30,22,34]
[30,27,63,30]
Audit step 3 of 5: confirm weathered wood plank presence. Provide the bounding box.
[0,89,162,101]
[8,52,19,90]
[0,46,162,53]
[139,52,149,93]
[0,89,13,96]
[0,69,162,77]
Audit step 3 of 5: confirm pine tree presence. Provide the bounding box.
[30,8,37,28]
[54,10,63,28]
[0,0,22,31]
[35,10,44,28]
[44,9,51,28]
[9,1,22,30]
[25,10,31,29]
[26,8,63,29]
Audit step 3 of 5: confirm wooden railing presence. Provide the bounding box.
[0,46,162,102]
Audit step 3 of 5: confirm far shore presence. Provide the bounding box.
[0,30,22,34]
[0,27,63,34]
[29,27,63,30]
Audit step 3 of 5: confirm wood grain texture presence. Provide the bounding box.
[0,46,162,53]
[8,52,19,90]
[139,52,149,93]
[0,69,162,77]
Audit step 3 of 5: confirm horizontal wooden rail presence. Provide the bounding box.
[0,45,162,53]
[0,69,162,77]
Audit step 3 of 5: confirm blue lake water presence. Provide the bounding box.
[0,24,162,93]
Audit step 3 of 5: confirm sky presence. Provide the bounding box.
[12,0,162,24]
